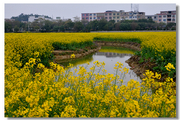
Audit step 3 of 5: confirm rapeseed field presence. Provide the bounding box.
[5,32,176,117]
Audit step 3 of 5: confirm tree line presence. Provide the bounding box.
[5,18,176,33]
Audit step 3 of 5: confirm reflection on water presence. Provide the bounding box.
[94,52,133,58]
[58,46,141,85]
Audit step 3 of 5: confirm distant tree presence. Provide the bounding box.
[73,21,83,32]
[14,25,19,32]
[34,26,40,32]
[131,22,138,30]
[64,19,74,31]
[166,22,176,30]
[147,18,155,23]
[119,23,131,31]
[104,21,114,31]
[90,20,99,31]
[73,16,80,22]
[98,19,107,30]
[114,22,121,31]
[59,25,65,32]
[138,23,146,30]
[5,21,13,32]
[43,20,52,32]
[53,26,59,32]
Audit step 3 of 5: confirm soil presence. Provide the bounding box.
[52,44,101,63]
[94,41,141,51]
[125,55,157,79]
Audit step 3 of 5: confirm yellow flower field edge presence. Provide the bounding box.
[5,33,94,68]
[5,54,176,117]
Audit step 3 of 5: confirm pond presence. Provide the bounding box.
[57,46,142,86]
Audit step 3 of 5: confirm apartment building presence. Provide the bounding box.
[156,10,176,24]
[28,15,52,22]
[81,10,145,23]
[145,15,158,22]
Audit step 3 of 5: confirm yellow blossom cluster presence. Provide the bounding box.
[5,59,176,117]
[165,63,175,71]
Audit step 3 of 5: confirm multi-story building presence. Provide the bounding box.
[145,15,158,22]
[28,15,52,22]
[156,10,176,24]
[81,10,145,23]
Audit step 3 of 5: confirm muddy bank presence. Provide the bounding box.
[53,41,141,63]
[125,55,157,79]
[94,41,141,51]
[53,46,101,63]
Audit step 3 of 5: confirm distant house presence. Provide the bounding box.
[145,10,176,24]
[28,15,52,22]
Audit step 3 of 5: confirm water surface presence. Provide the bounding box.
[59,46,142,85]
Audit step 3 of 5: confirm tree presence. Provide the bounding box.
[98,19,107,30]
[43,20,52,32]
[14,25,19,32]
[90,20,99,31]
[166,22,176,30]
[53,26,59,32]
[64,19,74,31]
[73,22,83,32]
[119,23,131,31]
[59,25,65,32]
[131,22,138,30]
[73,16,80,22]
[5,21,13,32]
[114,22,121,31]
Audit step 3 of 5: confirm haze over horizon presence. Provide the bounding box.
[5,4,176,20]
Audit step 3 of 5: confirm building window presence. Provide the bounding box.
[86,14,88,16]
[97,17,100,19]
[105,13,107,15]
[113,17,115,19]
[129,16,132,18]
[172,15,175,17]
[154,16,156,19]
[117,20,119,22]
[105,17,107,19]
[172,19,175,21]
[167,15,171,17]
[135,16,137,18]
[86,17,88,19]
[113,13,115,15]
[138,16,140,18]
[159,15,161,18]
[159,19,161,21]
[109,13,111,15]
[82,14,85,16]
[117,17,119,19]
[109,17,112,19]
[90,17,92,19]
[163,19,166,21]
[117,13,119,15]
[82,18,84,19]
[94,17,96,19]
[167,19,171,21]
[94,14,96,16]
[90,14,92,16]
[163,15,166,17]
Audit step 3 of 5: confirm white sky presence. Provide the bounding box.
[5,3,176,20]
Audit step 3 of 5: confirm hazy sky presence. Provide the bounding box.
[5,3,176,20]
